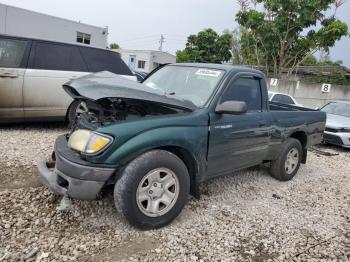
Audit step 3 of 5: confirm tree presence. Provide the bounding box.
[109,43,120,49]
[229,28,244,64]
[235,0,348,78]
[176,50,190,63]
[300,55,318,66]
[176,29,232,63]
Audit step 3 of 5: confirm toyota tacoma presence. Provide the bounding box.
[38,64,326,229]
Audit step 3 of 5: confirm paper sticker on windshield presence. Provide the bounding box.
[195,69,222,77]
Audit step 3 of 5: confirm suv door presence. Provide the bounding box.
[207,76,271,177]
[0,37,30,121]
[24,41,89,119]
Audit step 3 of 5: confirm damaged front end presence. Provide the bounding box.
[63,71,196,132]
[69,97,190,132]
[37,71,198,200]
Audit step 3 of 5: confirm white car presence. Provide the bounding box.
[268,91,303,107]
[0,34,136,123]
[321,101,350,148]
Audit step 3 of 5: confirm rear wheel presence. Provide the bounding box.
[114,150,190,229]
[270,138,303,181]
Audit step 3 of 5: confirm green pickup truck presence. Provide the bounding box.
[38,63,326,228]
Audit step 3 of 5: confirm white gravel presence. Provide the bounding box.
[0,124,349,261]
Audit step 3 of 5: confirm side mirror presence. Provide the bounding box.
[215,101,247,115]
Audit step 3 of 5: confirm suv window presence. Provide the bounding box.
[272,94,294,104]
[31,42,88,72]
[0,38,28,68]
[79,47,132,75]
[221,77,262,112]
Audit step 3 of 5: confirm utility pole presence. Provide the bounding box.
[158,34,165,51]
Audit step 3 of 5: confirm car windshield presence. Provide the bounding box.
[143,66,225,107]
[321,102,350,117]
[268,92,273,99]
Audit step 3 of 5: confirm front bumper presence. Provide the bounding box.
[37,135,116,200]
[323,131,350,148]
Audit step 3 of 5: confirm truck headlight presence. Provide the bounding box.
[68,129,113,155]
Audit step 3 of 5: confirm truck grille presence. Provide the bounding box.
[323,133,343,145]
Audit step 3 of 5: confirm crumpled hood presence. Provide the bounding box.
[326,113,350,128]
[63,71,197,111]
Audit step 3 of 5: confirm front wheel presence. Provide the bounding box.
[114,150,190,229]
[270,138,303,181]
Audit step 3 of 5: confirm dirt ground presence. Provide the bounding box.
[0,124,349,261]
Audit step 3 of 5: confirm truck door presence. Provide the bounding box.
[0,37,30,122]
[207,76,271,177]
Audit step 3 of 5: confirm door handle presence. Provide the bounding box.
[258,120,267,127]
[0,72,18,78]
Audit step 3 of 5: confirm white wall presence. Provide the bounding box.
[0,3,108,49]
[117,50,151,73]
[267,79,350,108]
[117,49,176,73]
[151,52,176,67]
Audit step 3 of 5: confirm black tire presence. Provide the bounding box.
[270,138,303,181]
[114,150,190,229]
[67,100,86,126]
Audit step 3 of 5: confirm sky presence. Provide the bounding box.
[1,0,350,66]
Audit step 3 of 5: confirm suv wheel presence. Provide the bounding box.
[67,100,88,125]
[270,138,303,181]
[114,150,190,229]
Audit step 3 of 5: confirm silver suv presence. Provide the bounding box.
[0,34,135,123]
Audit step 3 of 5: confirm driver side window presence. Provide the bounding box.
[221,77,262,112]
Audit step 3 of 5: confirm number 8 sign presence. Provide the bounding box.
[321,83,331,93]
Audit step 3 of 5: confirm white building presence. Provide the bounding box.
[0,3,108,49]
[117,49,176,73]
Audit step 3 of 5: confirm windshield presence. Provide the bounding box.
[143,66,225,107]
[321,102,350,117]
[268,92,273,99]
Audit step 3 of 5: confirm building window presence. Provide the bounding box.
[77,32,91,45]
[138,60,146,69]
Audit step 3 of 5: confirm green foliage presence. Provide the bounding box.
[300,55,318,66]
[109,43,120,49]
[300,55,342,66]
[301,72,350,86]
[176,50,190,63]
[176,29,232,63]
[235,0,349,78]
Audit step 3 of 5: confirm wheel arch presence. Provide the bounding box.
[110,145,201,199]
[156,145,200,198]
[289,130,308,163]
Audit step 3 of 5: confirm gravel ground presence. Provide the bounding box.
[0,123,349,262]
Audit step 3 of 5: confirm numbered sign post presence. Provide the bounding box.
[321,83,331,93]
[270,78,278,87]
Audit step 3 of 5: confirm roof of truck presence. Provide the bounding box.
[170,63,263,75]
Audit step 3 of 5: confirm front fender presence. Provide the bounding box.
[102,126,208,171]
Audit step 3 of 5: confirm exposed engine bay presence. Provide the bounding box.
[70,97,189,132]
